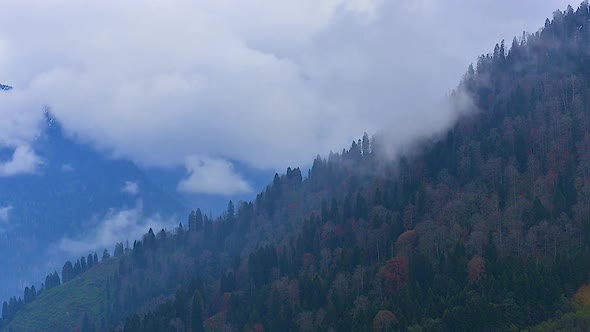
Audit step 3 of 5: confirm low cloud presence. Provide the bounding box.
[0,145,42,177]
[56,201,175,255]
[121,181,139,195]
[0,88,43,176]
[178,156,252,196]
[375,85,476,159]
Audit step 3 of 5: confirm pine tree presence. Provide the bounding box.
[188,210,197,232]
[322,198,329,224]
[227,200,235,221]
[62,261,75,283]
[195,208,204,231]
[191,292,204,332]
[114,242,124,257]
[102,249,110,261]
[2,301,7,320]
[81,256,87,272]
[203,215,212,237]
[273,173,282,198]
[144,228,156,250]
[330,198,339,222]
[87,254,94,269]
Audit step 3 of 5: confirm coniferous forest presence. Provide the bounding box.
[5,3,590,332]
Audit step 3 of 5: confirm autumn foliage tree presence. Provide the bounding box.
[378,256,409,295]
[468,256,486,285]
[372,310,398,332]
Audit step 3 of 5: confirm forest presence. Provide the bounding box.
[4,2,590,332]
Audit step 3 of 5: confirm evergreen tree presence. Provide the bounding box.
[321,198,329,223]
[188,210,197,232]
[45,272,60,290]
[203,215,212,237]
[62,261,75,283]
[2,301,7,320]
[330,198,339,222]
[102,249,110,261]
[195,208,204,231]
[87,254,94,269]
[227,200,235,221]
[74,260,81,275]
[114,242,124,257]
[81,256,87,272]
[144,228,156,250]
[191,292,204,332]
[273,173,282,198]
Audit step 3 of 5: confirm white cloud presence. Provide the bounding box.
[56,201,174,255]
[0,88,43,176]
[0,0,575,177]
[121,181,139,195]
[0,205,12,223]
[0,145,42,176]
[178,156,252,195]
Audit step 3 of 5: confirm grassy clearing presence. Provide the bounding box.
[6,257,119,332]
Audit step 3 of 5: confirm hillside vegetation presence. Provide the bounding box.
[6,2,590,332]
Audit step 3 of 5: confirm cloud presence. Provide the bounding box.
[0,145,42,176]
[56,201,174,255]
[0,88,43,176]
[0,0,575,176]
[0,205,12,223]
[121,181,139,195]
[0,205,13,234]
[61,164,74,172]
[178,156,252,195]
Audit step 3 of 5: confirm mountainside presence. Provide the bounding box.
[6,3,590,332]
[0,110,186,300]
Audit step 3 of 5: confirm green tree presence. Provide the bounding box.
[195,208,203,231]
[62,261,74,283]
[188,210,197,232]
[191,292,204,332]
[227,200,235,221]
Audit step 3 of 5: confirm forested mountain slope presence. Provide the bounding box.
[6,3,590,332]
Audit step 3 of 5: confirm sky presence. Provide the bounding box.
[0,0,576,196]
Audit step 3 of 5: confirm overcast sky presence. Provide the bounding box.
[0,0,575,195]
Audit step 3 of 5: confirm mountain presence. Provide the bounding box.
[6,3,590,331]
[0,111,187,300]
